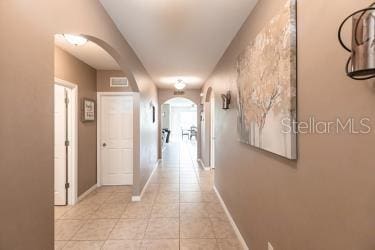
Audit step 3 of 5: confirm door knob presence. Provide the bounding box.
[102,143,107,147]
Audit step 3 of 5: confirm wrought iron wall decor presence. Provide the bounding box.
[221,91,231,110]
[338,2,375,80]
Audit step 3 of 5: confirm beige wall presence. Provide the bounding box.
[0,0,157,249]
[158,89,202,105]
[54,46,98,196]
[137,83,159,195]
[201,0,375,249]
[97,70,132,92]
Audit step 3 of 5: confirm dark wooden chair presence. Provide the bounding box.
[189,126,197,140]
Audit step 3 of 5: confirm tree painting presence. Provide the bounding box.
[236,0,297,159]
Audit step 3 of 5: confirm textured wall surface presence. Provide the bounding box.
[55,46,98,196]
[96,70,132,92]
[201,0,375,249]
[0,1,157,249]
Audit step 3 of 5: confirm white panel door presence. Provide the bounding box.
[100,95,133,185]
[54,85,67,205]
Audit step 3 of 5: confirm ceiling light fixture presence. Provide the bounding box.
[160,76,202,85]
[63,34,88,46]
[175,79,186,90]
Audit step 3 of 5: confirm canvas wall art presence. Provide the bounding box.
[236,0,297,159]
[82,98,96,122]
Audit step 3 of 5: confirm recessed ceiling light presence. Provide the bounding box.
[63,34,88,46]
[175,79,186,90]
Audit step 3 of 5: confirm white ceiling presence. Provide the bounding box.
[100,0,258,89]
[55,34,120,70]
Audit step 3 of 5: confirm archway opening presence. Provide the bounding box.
[202,87,215,169]
[161,97,198,162]
[53,33,135,211]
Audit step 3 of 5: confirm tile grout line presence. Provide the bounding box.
[72,190,114,245]
[58,140,221,249]
[142,161,162,247]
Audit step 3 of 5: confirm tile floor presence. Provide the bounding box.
[55,140,242,249]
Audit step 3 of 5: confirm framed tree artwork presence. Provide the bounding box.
[236,0,297,159]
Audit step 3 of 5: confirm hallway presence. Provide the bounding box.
[54,141,241,250]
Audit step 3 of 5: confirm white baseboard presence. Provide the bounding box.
[77,184,97,202]
[132,159,160,202]
[198,158,211,171]
[213,186,249,250]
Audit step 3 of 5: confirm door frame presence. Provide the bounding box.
[54,78,78,205]
[210,93,215,169]
[97,92,135,187]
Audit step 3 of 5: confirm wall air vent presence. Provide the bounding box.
[174,90,185,95]
[110,77,129,88]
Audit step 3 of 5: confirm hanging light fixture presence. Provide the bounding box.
[174,79,186,90]
[338,2,375,80]
[63,34,88,46]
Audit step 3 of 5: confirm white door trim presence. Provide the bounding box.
[54,77,78,205]
[210,94,215,169]
[97,92,135,187]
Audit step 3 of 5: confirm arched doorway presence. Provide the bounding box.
[53,33,136,207]
[160,97,198,163]
[204,87,215,169]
